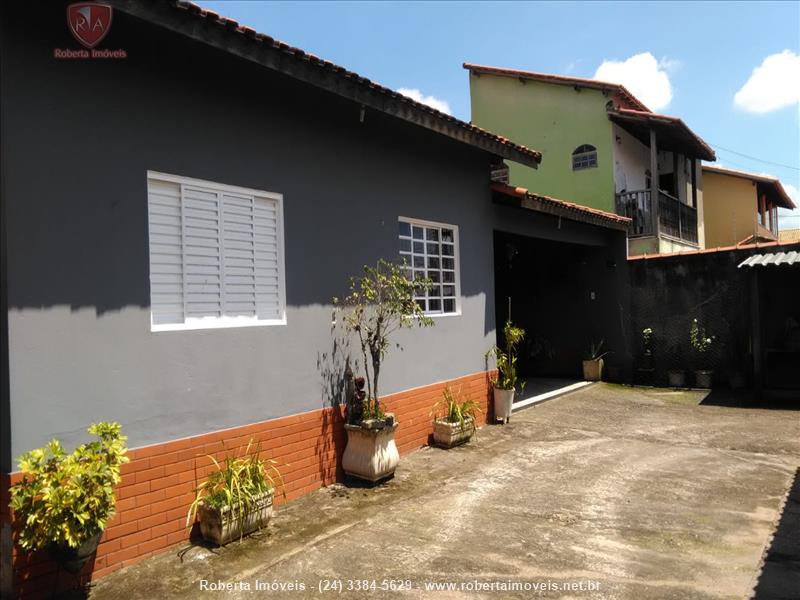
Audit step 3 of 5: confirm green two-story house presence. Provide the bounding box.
[465,64,716,255]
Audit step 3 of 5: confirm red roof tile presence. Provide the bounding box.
[628,238,800,261]
[162,2,542,165]
[611,108,715,160]
[491,182,630,230]
[463,63,651,112]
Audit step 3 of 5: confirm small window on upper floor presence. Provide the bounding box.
[572,144,598,171]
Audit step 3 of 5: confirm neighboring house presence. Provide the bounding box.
[779,229,800,242]
[464,65,716,256]
[702,165,797,248]
[0,1,630,594]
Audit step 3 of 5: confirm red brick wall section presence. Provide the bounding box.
[2,370,494,598]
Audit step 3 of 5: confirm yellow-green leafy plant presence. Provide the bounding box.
[431,386,482,431]
[487,320,526,391]
[9,422,129,551]
[186,440,285,539]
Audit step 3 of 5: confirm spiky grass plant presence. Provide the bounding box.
[431,386,482,432]
[186,440,285,540]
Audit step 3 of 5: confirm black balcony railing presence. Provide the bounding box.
[615,189,698,244]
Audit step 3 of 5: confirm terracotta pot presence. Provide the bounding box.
[582,358,604,381]
[342,422,399,482]
[668,370,686,388]
[433,417,475,448]
[47,531,102,574]
[493,387,515,423]
[695,370,713,389]
[198,490,273,546]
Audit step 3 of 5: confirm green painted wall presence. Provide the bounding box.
[469,72,616,213]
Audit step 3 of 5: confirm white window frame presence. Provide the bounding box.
[398,216,461,317]
[147,171,287,332]
[572,144,598,171]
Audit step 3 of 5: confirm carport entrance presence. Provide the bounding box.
[488,182,632,404]
[493,231,621,386]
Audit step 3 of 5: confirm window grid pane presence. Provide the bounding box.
[399,219,458,315]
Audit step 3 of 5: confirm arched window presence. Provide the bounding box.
[572,144,598,171]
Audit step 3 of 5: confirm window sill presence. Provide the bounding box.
[151,316,287,333]
[424,311,462,319]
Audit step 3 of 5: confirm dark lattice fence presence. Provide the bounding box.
[628,247,764,388]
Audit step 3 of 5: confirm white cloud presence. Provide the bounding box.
[734,50,800,114]
[593,52,674,111]
[396,88,451,115]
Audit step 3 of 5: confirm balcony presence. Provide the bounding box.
[615,189,698,245]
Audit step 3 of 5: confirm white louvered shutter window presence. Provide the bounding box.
[147,172,286,331]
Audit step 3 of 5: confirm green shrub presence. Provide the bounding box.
[9,422,129,550]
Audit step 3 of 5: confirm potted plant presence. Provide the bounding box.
[9,422,129,574]
[335,259,434,482]
[636,328,656,385]
[667,368,687,388]
[487,320,525,424]
[582,340,609,381]
[690,318,715,388]
[431,386,482,448]
[187,441,284,546]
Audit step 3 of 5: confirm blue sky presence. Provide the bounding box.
[199,1,800,227]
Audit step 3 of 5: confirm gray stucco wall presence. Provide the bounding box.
[0,3,627,469]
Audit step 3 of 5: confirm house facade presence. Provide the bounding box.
[0,1,631,594]
[702,165,796,248]
[465,65,716,256]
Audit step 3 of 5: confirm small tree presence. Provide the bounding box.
[335,259,434,418]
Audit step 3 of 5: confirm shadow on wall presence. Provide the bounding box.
[315,322,353,484]
[752,468,800,599]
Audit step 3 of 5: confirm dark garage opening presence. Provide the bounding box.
[493,230,623,385]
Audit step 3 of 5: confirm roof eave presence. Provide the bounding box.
[703,166,796,209]
[491,183,630,232]
[463,63,651,112]
[608,110,715,161]
[108,1,541,168]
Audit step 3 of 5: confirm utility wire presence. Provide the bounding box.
[709,142,800,172]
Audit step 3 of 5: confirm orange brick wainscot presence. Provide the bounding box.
[1,370,495,598]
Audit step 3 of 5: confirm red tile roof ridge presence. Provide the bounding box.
[610,108,715,159]
[491,182,631,225]
[462,63,651,113]
[172,2,542,163]
[628,238,800,261]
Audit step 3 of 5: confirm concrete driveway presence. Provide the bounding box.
[90,384,800,599]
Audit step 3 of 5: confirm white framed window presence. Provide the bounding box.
[572,144,598,171]
[147,171,287,332]
[398,217,460,316]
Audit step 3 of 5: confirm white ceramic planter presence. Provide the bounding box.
[342,422,399,482]
[493,387,515,423]
[695,370,713,389]
[433,417,475,448]
[198,490,273,546]
[668,370,686,388]
[582,358,604,381]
